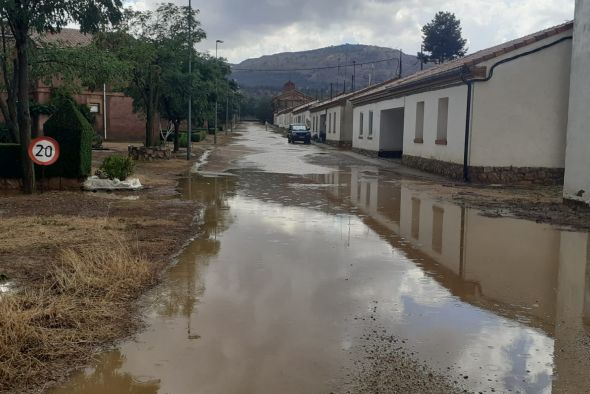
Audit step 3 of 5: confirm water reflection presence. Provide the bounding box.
[49,351,160,394]
[50,161,590,393]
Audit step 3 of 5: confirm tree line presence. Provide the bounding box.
[0,1,238,194]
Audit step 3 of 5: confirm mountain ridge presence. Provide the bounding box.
[231,44,425,96]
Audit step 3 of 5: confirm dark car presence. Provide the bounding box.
[287,124,311,144]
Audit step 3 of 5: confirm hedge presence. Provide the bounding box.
[43,100,94,179]
[179,130,207,147]
[0,144,22,178]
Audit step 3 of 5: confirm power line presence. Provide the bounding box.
[231,56,399,72]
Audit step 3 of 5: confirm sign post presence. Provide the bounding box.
[28,136,60,191]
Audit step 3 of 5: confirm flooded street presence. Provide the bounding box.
[51,124,590,394]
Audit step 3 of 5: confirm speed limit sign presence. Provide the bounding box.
[28,137,60,166]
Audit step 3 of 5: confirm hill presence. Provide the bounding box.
[231,44,425,97]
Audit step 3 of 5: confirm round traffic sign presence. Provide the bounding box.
[28,137,60,166]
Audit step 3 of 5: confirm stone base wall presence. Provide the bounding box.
[352,148,379,158]
[469,166,564,185]
[402,154,565,185]
[402,155,463,180]
[128,146,171,161]
[325,140,352,149]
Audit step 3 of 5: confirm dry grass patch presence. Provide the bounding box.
[0,237,157,393]
[0,216,177,254]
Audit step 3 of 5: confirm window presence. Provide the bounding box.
[432,206,444,253]
[368,111,374,138]
[415,101,424,143]
[328,113,332,133]
[359,112,364,137]
[332,113,337,133]
[436,97,449,144]
[88,103,100,114]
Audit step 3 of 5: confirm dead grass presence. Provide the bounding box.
[0,216,177,254]
[0,236,157,393]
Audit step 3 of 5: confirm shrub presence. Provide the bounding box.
[0,144,21,178]
[179,131,207,147]
[92,133,103,149]
[43,100,94,179]
[98,155,135,181]
[0,124,16,143]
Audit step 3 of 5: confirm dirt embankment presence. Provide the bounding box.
[0,130,239,394]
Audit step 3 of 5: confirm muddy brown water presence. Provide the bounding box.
[49,124,590,394]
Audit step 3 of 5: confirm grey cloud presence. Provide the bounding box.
[126,0,574,63]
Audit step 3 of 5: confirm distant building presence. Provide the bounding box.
[272,81,313,113]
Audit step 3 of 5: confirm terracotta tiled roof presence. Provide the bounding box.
[352,21,573,104]
[34,28,93,47]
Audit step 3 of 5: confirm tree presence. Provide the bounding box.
[101,4,207,147]
[0,0,123,193]
[420,11,467,64]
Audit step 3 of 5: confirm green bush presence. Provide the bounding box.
[179,131,207,147]
[43,100,94,179]
[0,144,22,178]
[92,133,103,149]
[0,124,16,143]
[98,155,135,181]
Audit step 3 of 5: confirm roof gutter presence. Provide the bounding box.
[460,35,573,182]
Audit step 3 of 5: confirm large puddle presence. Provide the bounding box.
[50,125,590,393]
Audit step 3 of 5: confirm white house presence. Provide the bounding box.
[563,1,590,204]
[350,21,574,184]
[291,100,317,129]
[310,93,355,147]
[274,107,293,129]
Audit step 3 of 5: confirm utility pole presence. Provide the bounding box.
[214,39,223,144]
[420,44,424,71]
[187,0,192,160]
[399,49,403,79]
[225,82,229,134]
[330,83,333,99]
[352,60,356,92]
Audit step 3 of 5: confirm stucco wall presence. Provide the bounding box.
[470,31,572,168]
[325,106,342,141]
[403,85,468,164]
[564,1,590,203]
[352,97,405,152]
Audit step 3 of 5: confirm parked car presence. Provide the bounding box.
[287,124,311,144]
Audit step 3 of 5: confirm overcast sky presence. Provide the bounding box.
[125,0,574,64]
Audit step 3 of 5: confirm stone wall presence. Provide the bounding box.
[128,146,171,161]
[469,166,564,185]
[402,155,463,180]
[402,154,565,185]
[352,148,379,158]
[325,140,352,149]
[0,177,82,190]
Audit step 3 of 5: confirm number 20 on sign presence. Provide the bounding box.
[28,137,60,166]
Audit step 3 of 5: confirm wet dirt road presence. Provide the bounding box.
[50,124,590,394]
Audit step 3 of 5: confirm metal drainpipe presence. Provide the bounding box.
[460,35,573,182]
[462,78,472,182]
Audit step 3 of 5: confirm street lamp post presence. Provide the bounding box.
[187,0,193,160]
[214,39,223,145]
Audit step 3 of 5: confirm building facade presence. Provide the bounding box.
[563,1,590,204]
[271,81,314,113]
[350,22,574,184]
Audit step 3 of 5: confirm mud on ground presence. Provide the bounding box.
[0,130,239,394]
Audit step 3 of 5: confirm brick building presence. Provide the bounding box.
[272,81,313,113]
[29,29,148,142]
